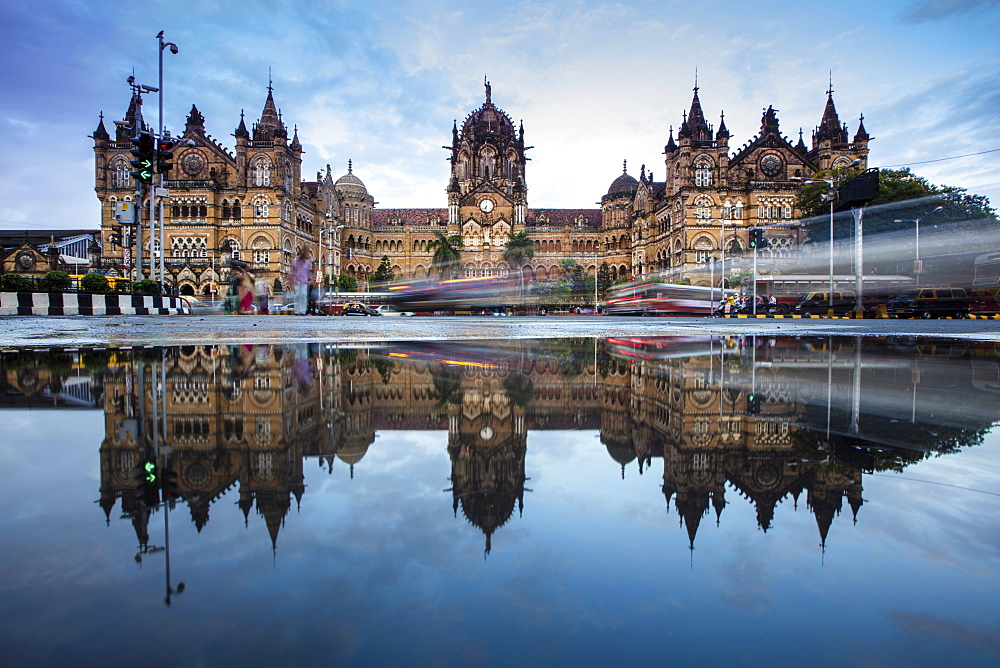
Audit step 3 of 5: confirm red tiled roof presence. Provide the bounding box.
[526,209,602,227]
[372,208,448,227]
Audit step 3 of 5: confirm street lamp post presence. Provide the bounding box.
[156,31,179,288]
[894,206,943,285]
[319,224,344,296]
[793,160,860,311]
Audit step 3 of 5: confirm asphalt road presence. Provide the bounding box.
[1,314,997,348]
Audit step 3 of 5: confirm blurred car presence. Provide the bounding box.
[342,302,381,316]
[886,287,969,319]
[375,304,413,317]
[181,296,224,314]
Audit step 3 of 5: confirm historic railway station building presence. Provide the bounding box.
[91,80,869,295]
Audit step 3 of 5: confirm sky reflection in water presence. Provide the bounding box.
[0,336,998,665]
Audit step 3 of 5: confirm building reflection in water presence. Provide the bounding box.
[2,336,998,560]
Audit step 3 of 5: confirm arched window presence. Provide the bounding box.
[253,197,269,218]
[232,199,241,219]
[694,157,713,187]
[111,158,131,189]
[252,157,271,187]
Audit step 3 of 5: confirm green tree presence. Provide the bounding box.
[503,230,535,295]
[371,255,394,287]
[428,231,463,279]
[337,273,358,292]
[799,167,997,243]
[597,262,613,301]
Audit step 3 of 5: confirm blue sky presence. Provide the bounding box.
[1,0,998,230]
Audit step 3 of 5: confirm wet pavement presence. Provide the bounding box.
[1,313,998,348]
[1,335,998,664]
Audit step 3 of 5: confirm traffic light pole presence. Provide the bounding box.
[135,171,145,281]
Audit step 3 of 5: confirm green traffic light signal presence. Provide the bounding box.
[143,459,157,483]
[129,133,155,184]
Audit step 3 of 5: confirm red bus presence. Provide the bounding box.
[605,282,737,316]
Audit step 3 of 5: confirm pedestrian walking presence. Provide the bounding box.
[291,249,313,316]
[257,281,271,315]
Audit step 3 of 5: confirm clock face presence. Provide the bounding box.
[479,198,494,213]
[760,154,783,178]
[479,426,494,441]
[181,151,205,177]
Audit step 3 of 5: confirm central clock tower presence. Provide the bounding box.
[446,80,530,257]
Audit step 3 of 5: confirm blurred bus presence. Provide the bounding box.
[752,274,913,315]
[604,282,735,316]
[970,251,1000,315]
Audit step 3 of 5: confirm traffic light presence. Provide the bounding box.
[109,226,122,248]
[746,393,761,414]
[161,467,180,503]
[156,138,175,175]
[139,458,159,506]
[749,228,770,249]
[129,132,155,184]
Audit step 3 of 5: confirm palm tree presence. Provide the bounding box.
[428,231,463,279]
[503,230,535,298]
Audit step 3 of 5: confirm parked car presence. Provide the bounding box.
[790,291,858,316]
[342,302,381,316]
[886,287,969,319]
[375,305,413,317]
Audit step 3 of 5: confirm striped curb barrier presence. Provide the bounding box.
[0,292,191,316]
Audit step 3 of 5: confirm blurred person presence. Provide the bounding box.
[291,249,313,316]
[258,281,271,315]
[239,268,256,315]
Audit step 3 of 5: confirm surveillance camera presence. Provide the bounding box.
[169,44,179,55]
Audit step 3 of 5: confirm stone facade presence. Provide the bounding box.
[92,81,869,294]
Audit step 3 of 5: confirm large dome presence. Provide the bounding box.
[334,160,368,198]
[606,164,638,197]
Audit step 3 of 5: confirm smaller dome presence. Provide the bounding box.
[335,160,368,197]
[606,161,638,197]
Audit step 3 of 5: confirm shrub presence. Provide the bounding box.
[38,270,71,292]
[1,273,29,291]
[132,279,162,296]
[80,272,110,294]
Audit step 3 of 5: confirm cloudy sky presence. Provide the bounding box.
[1,0,998,230]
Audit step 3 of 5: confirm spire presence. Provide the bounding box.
[290,124,301,150]
[235,109,249,139]
[185,104,205,134]
[117,93,146,142]
[254,82,282,141]
[853,113,870,143]
[92,112,110,142]
[665,125,677,152]
[716,110,729,140]
[795,127,807,152]
[815,80,848,146]
[682,85,711,142]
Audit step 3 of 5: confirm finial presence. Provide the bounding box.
[622,159,627,174]
[348,159,352,173]
[268,66,273,93]
[827,69,833,96]
[694,66,699,92]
